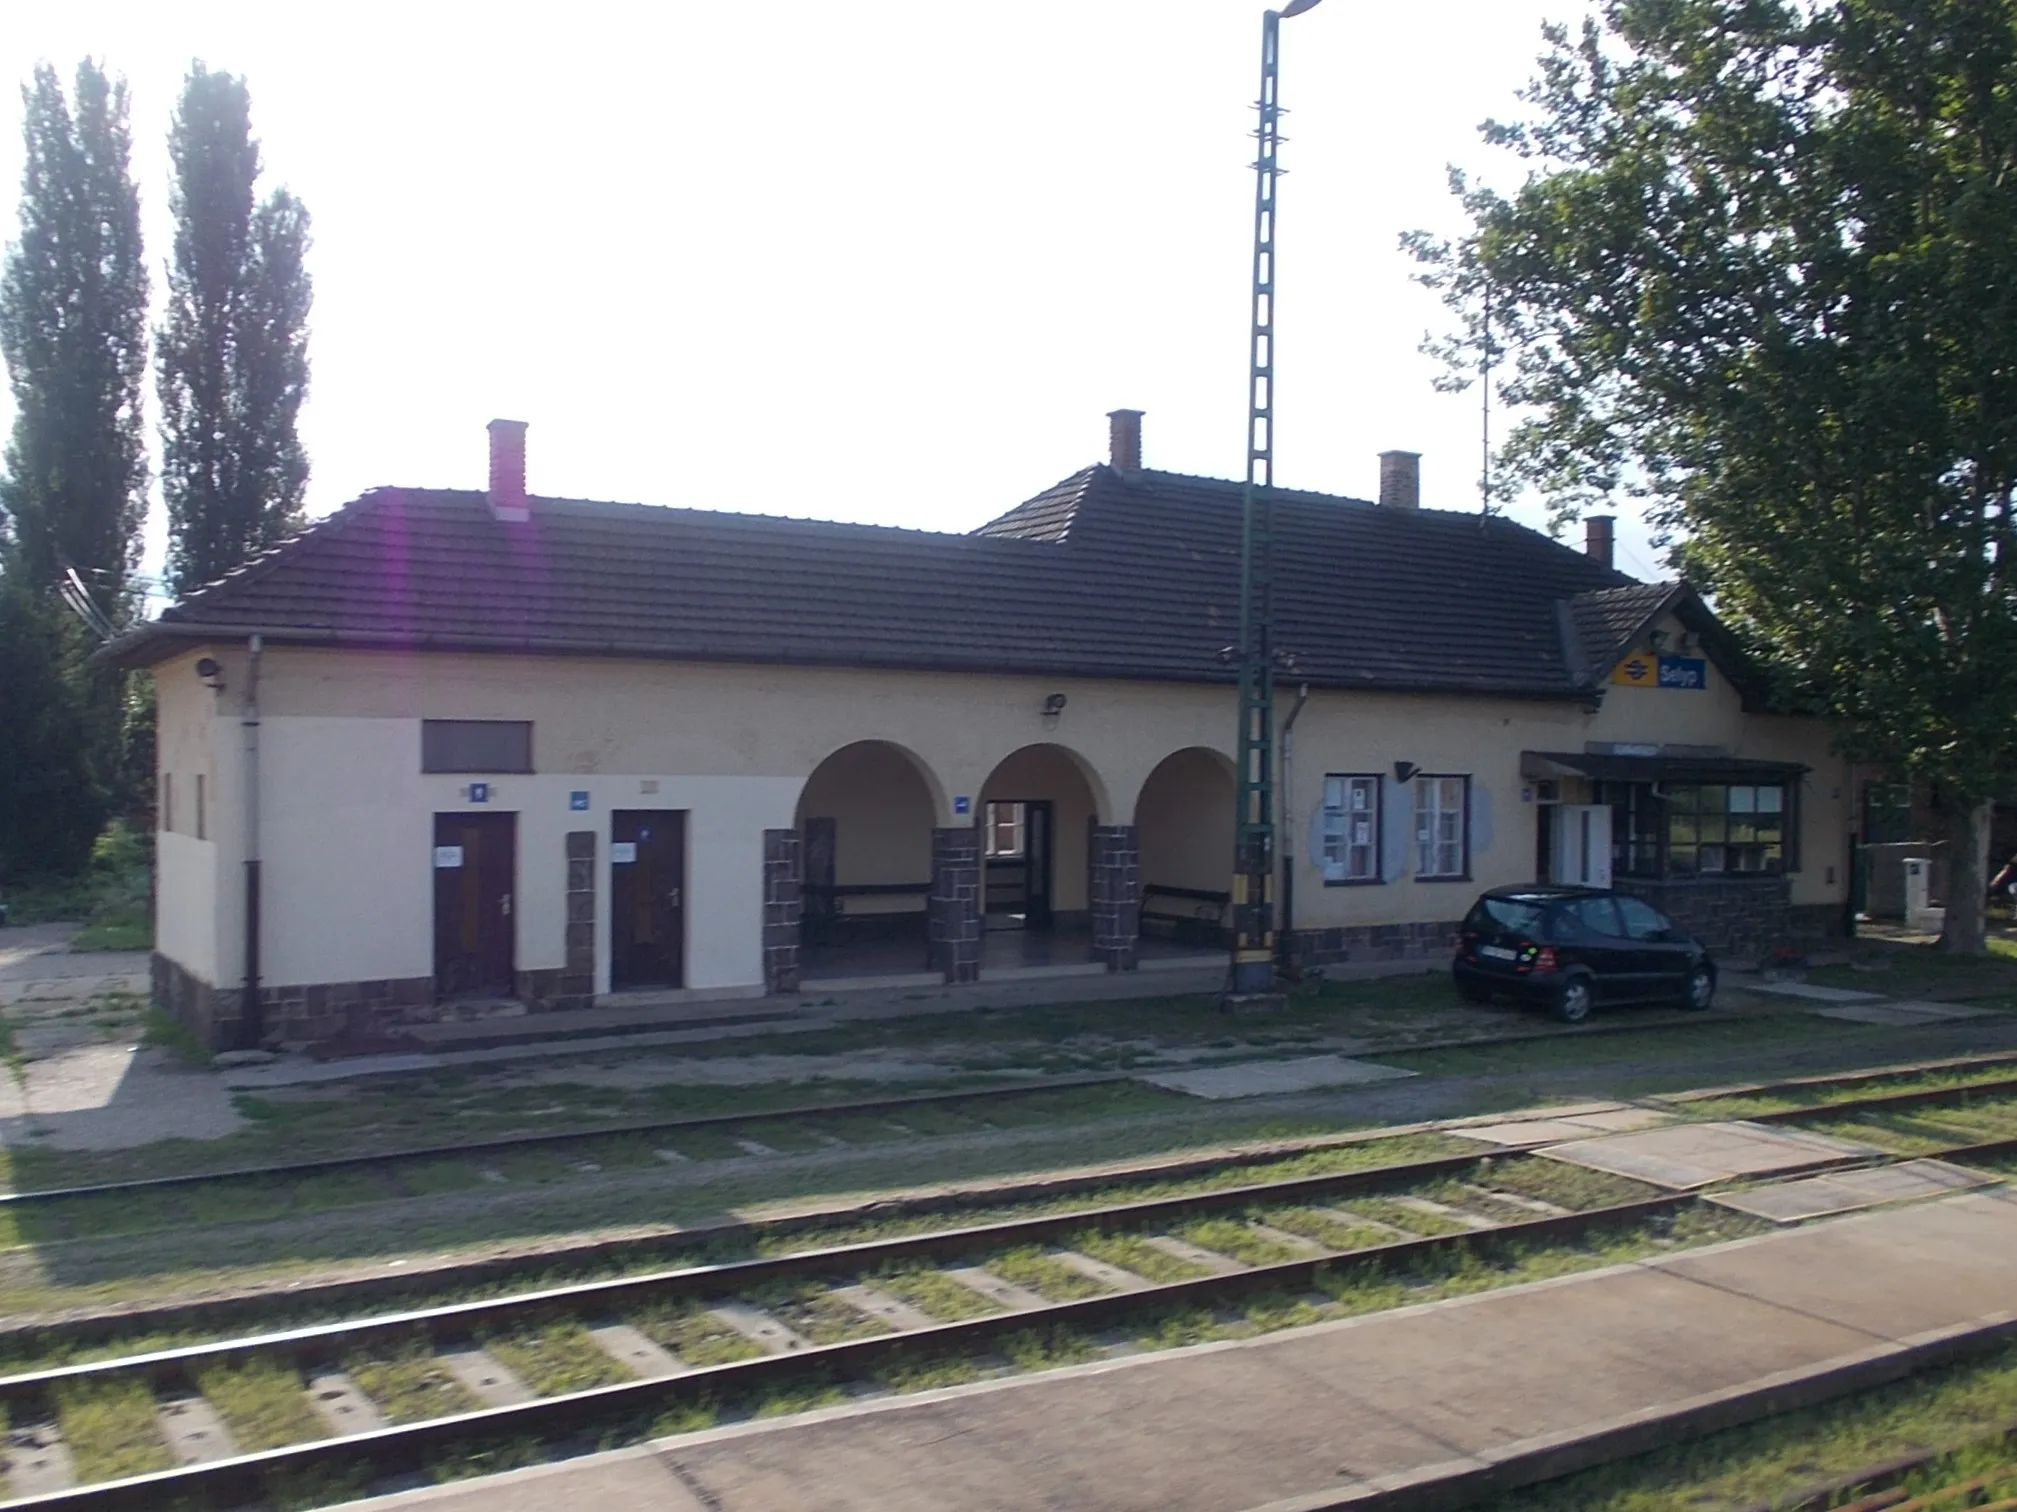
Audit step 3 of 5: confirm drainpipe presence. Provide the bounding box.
[1276,683,1311,976]
[241,634,264,1050]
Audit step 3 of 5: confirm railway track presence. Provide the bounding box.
[6,1059,2017,1510]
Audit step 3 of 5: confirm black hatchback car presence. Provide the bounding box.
[1452,885,1716,1023]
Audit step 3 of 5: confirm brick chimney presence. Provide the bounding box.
[1585,514,1616,569]
[1107,409,1143,472]
[487,419,529,522]
[1378,450,1420,510]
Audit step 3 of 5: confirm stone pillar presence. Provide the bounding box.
[762,828,803,994]
[561,830,596,1010]
[929,825,983,984]
[1090,824,1141,971]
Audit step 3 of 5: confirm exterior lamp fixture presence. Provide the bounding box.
[1041,692,1068,729]
[195,656,226,691]
[1393,761,1420,784]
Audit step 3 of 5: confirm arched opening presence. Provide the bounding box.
[795,740,941,981]
[1135,747,1235,955]
[976,743,1106,965]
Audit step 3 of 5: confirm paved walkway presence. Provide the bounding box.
[0,924,147,1007]
[349,1187,2017,1512]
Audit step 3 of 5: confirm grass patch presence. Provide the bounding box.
[870,1265,1006,1321]
[649,1397,723,1437]
[56,1376,174,1483]
[751,1378,848,1418]
[1473,1157,1661,1211]
[747,1281,892,1345]
[1261,1207,1397,1254]
[71,904,151,953]
[727,1121,831,1155]
[480,1320,630,1395]
[1377,1013,1834,1079]
[195,1358,328,1451]
[1339,1196,1473,1237]
[1070,1229,1214,1283]
[1003,1326,1100,1372]
[427,1434,543,1483]
[873,1349,991,1393]
[985,1246,1114,1302]
[1482,1343,2017,1511]
[347,1339,485,1425]
[1174,1216,1307,1267]
[633,1302,766,1367]
[140,1007,210,1067]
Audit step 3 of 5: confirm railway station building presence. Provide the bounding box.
[109,414,1852,1048]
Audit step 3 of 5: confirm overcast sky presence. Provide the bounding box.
[3,0,1662,598]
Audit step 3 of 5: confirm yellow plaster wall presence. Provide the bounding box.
[1137,749,1235,895]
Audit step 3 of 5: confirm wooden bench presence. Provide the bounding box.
[1140,884,1231,947]
[804,881,931,946]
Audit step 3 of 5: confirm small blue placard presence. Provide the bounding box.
[569,790,590,811]
[954,795,972,817]
[1657,655,1707,690]
[467,782,490,803]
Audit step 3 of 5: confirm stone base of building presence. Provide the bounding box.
[1282,921,1461,972]
[1616,877,1829,967]
[154,952,600,1050]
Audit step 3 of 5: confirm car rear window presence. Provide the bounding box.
[1469,897,1549,936]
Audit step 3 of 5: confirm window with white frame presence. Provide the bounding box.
[984,801,1026,858]
[1320,774,1382,883]
[1413,774,1470,879]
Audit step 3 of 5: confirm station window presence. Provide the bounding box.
[1413,775,1470,879]
[1320,774,1382,883]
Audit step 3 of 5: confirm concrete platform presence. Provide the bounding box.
[1138,1055,1417,1100]
[346,1189,2017,1512]
[1744,980,1888,1004]
[1537,1119,1880,1189]
[1815,1001,2003,1027]
[1710,1159,1994,1223]
[1461,1106,1671,1147]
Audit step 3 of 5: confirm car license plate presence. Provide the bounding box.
[1478,944,1518,961]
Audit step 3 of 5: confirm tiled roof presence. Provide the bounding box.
[109,463,1688,700]
[1563,583,1686,683]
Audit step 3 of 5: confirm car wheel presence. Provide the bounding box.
[1457,978,1494,1005]
[1683,964,1715,1012]
[1553,976,1594,1025]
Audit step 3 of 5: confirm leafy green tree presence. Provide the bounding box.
[0,60,149,879]
[159,62,311,598]
[1413,0,2017,954]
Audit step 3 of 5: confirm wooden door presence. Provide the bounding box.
[611,810,686,989]
[433,812,516,1000]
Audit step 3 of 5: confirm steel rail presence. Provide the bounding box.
[13,1059,2017,1359]
[0,1073,1130,1210]
[0,1145,1497,1408]
[1739,1074,2017,1125]
[1658,1047,2017,1105]
[0,1192,1698,1512]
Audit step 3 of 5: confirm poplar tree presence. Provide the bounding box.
[159,62,311,598]
[1414,0,2017,955]
[0,61,148,879]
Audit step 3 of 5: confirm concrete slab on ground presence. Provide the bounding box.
[1742,980,1887,1004]
[1711,1159,1994,1223]
[1815,1001,2003,1027]
[352,1191,2017,1512]
[1536,1119,1879,1189]
[1136,1055,1416,1100]
[1462,1106,1672,1147]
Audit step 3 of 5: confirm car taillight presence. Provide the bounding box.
[1534,946,1559,973]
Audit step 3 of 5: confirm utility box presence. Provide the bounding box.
[1904,857,1945,934]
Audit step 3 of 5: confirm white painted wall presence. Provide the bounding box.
[155,831,218,981]
[255,714,798,992]
[155,627,1847,1001]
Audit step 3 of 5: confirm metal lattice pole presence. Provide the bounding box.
[1229,6,1298,999]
